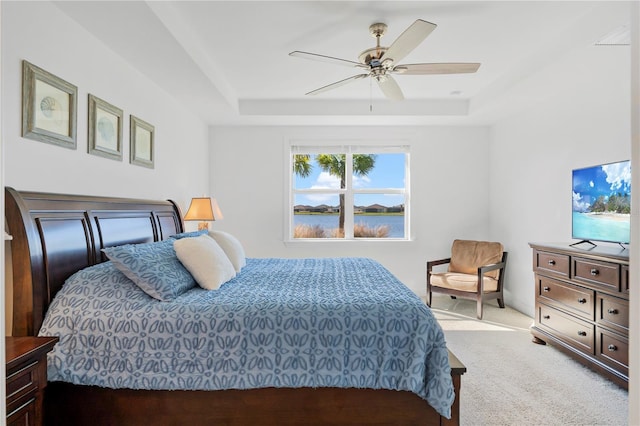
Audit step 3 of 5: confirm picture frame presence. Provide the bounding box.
[130,115,154,169]
[88,94,123,161]
[22,60,77,149]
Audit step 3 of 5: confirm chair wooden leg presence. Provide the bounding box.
[498,288,505,308]
[476,299,483,320]
[426,291,432,307]
[450,296,457,300]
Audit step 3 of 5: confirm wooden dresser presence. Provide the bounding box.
[6,336,58,425]
[529,243,629,388]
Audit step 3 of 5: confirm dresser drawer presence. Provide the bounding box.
[537,303,594,354]
[6,361,39,407]
[622,264,629,294]
[572,257,619,292]
[536,275,593,320]
[7,397,36,426]
[596,328,628,376]
[534,250,570,278]
[596,294,629,335]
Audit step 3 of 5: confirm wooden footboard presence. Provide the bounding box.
[45,352,464,426]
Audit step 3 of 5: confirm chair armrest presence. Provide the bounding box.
[477,260,506,275]
[477,254,508,293]
[427,257,451,272]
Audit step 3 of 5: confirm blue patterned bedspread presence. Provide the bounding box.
[39,257,454,418]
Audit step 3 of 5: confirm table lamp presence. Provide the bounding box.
[184,197,223,230]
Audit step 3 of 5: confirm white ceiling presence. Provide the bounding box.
[54,1,631,126]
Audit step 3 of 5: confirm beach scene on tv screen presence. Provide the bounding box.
[572,161,631,243]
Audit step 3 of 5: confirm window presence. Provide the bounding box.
[289,144,409,240]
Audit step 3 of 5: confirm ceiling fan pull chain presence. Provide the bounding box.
[370,77,373,112]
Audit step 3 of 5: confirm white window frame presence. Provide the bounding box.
[286,142,410,242]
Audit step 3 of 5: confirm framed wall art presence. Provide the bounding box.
[88,94,123,161]
[130,115,154,169]
[21,60,77,149]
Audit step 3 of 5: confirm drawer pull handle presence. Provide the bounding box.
[578,298,587,304]
[548,260,556,266]
[608,308,619,315]
[542,315,550,319]
[608,344,618,352]
[590,268,599,276]
[577,331,587,337]
[543,286,550,292]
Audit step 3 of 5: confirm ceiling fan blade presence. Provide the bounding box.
[306,74,369,96]
[392,62,481,75]
[289,51,368,69]
[377,75,404,101]
[381,19,437,65]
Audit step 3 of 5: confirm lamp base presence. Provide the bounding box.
[197,222,210,231]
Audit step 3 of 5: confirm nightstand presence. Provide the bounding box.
[6,336,58,426]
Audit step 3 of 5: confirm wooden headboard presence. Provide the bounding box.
[5,187,184,337]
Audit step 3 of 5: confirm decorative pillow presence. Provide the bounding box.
[169,230,208,240]
[208,230,246,272]
[102,239,196,301]
[173,234,236,290]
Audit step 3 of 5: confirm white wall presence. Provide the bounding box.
[1,1,210,210]
[210,125,492,297]
[489,39,631,316]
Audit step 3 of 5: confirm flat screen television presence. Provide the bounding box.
[572,160,631,247]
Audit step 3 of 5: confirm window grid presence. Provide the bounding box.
[289,145,410,241]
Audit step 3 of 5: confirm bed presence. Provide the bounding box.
[5,187,465,425]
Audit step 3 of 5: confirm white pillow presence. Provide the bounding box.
[208,230,246,272]
[173,235,236,290]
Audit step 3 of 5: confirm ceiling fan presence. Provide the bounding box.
[289,19,480,101]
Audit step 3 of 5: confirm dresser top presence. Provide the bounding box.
[529,242,629,263]
[6,336,58,371]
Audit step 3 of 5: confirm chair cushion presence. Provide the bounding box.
[449,239,503,279]
[430,272,499,292]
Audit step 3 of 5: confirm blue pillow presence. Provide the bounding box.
[169,230,208,240]
[102,239,196,301]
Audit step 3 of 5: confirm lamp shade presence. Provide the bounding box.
[184,197,223,221]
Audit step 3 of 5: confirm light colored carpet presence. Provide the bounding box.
[429,295,628,426]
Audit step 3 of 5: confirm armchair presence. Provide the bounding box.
[426,239,508,320]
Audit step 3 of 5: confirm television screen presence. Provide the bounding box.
[572,160,631,245]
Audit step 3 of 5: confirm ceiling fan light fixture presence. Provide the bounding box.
[358,47,387,64]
